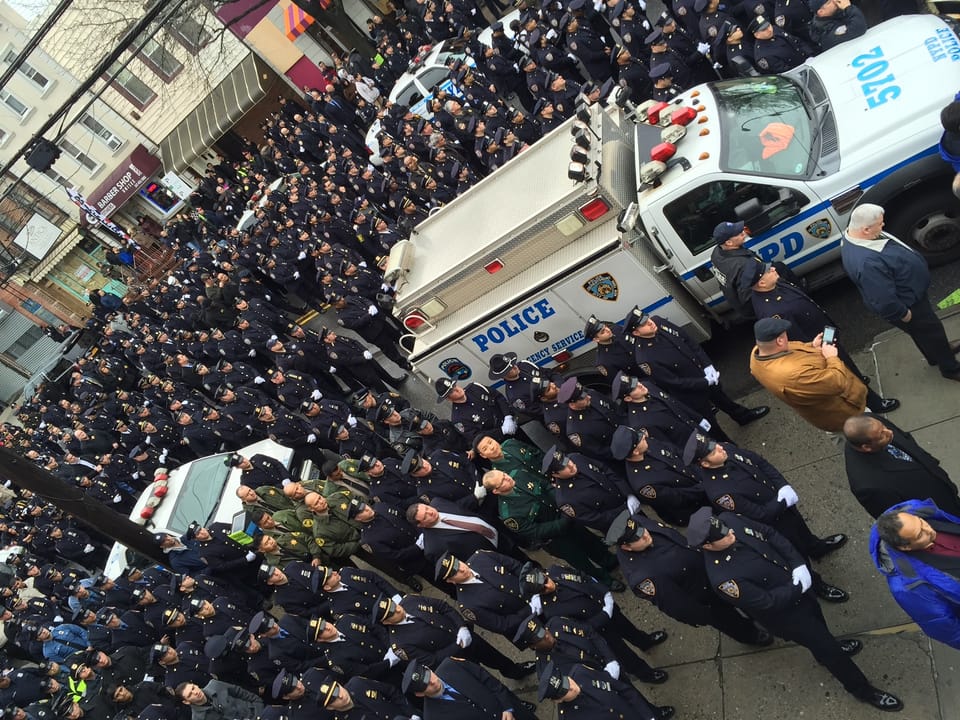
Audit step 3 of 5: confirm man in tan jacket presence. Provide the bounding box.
[749,318,899,432]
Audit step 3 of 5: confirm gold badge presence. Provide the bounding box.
[504,518,519,531]
[302,519,314,528]
[639,485,657,499]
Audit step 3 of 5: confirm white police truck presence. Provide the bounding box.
[385,14,960,387]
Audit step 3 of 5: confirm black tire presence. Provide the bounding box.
[887,189,960,267]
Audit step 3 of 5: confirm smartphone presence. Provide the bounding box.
[822,326,838,346]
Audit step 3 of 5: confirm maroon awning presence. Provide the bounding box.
[86,143,162,218]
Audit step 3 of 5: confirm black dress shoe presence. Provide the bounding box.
[861,688,904,712]
[390,373,408,385]
[520,702,538,714]
[609,579,626,593]
[658,707,676,720]
[645,630,669,647]
[811,533,847,559]
[735,406,769,425]
[405,577,423,592]
[815,583,849,603]
[638,669,669,684]
[876,398,900,412]
[839,638,862,656]
[749,627,774,646]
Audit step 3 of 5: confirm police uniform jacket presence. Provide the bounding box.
[557,663,660,720]
[566,26,613,82]
[111,610,158,648]
[359,504,428,575]
[273,561,333,618]
[711,244,765,312]
[751,281,836,342]
[197,527,261,587]
[752,30,808,73]
[553,454,630,532]
[695,443,788,524]
[416,450,479,510]
[321,614,392,678]
[542,400,569,444]
[368,463,419,508]
[631,316,715,417]
[341,675,417,720]
[253,485,294,512]
[595,326,639,379]
[564,397,623,463]
[323,568,400,620]
[702,511,807,619]
[537,614,616,674]
[449,383,510,440]
[386,595,466,668]
[423,657,523,720]
[541,566,609,630]
[100,644,150,688]
[454,551,529,636]
[625,437,705,526]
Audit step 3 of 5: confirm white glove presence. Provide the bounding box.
[777,485,799,507]
[359,261,368,268]
[53,615,64,623]
[254,376,265,384]
[368,305,379,316]
[292,271,300,279]
[626,495,641,515]
[144,436,152,445]
[391,593,403,604]
[713,61,723,70]
[83,544,95,554]
[637,0,646,9]
[415,533,425,550]
[306,433,318,444]
[456,627,472,647]
[384,647,401,666]
[112,494,122,503]
[697,41,711,55]
[311,389,322,400]
[245,551,257,562]
[158,450,169,463]
[699,418,712,431]
[528,594,542,615]
[380,283,392,292]
[501,416,518,436]
[604,660,621,679]
[329,366,337,374]
[363,351,373,360]
[602,591,614,617]
[791,565,812,593]
[247,349,257,357]
[473,484,487,501]
[347,414,358,427]
[703,365,720,385]
[297,251,307,260]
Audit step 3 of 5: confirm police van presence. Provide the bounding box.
[385,14,960,386]
[102,439,298,579]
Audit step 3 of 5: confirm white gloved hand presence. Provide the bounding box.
[254,376,265,384]
[113,494,122,503]
[292,271,300,279]
[604,660,621,679]
[53,615,63,623]
[329,366,337,374]
[245,551,257,562]
[363,351,373,360]
[602,591,614,617]
[306,433,318,444]
[359,261,368,268]
[415,533,425,550]
[777,485,799,507]
[791,565,812,592]
[704,365,720,385]
[637,0,646,9]
[368,305,379,316]
[713,61,723,70]
[473,484,487,501]
[699,418,712,431]
[384,647,401,666]
[456,627,472,647]
[392,593,403,604]
[627,495,642,515]
[697,41,711,55]
[297,252,307,260]
[347,414,358,427]
[528,594,543,615]
[311,389,323,400]
[381,283,393,292]
[83,544,95,553]
[248,349,257,357]
[501,416,518,436]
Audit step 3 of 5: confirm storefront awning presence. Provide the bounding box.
[159,54,271,174]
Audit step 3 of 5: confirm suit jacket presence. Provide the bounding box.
[421,499,498,562]
[424,657,522,720]
[844,414,960,518]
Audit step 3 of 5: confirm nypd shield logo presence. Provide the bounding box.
[582,273,619,301]
[718,580,740,598]
[439,357,472,380]
[805,218,832,239]
[638,578,656,596]
[716,494,736,511]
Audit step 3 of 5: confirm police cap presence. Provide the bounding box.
[488,352,519,380]
[435,552,460,581]
[541,445,568,475]
[402,659,431,694]
[610,424,643,461]
[512,614,547,648]
[538,661,571,701]
[611,371,639,401]
[682,430,717,465]
[605,508,642,545]
[686,506,729,546]
[622,305,651,333]
[434,377,456,403]
[556,377,585,404]
[583,315,605,340]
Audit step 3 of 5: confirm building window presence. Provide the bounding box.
[105,62,156,111]
[44,167,70,186]
[167,6,212,54]
[0,128,8,146]
[0,89,30,120]
[138,37,184,82]
[6,325,44,361]
[58,139,101,175]
[77,112,124,152]
[2,50,51,92]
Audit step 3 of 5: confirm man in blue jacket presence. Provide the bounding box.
[871,498,960,649]
[842,203,960,381]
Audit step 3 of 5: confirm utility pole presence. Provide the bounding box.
[0,447,169,568]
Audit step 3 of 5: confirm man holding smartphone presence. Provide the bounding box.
[749,317,899,432]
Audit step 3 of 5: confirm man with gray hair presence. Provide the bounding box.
[841,203,960,381]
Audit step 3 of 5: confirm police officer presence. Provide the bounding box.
[624,305,769,426]
[583,315,639,380]
[308,613,396,680]
[512,612,621,679]
[564,9,614,83]
[749,14,811,73]
[538,661,673,719]
[606,510,772,645]
[610,425,705,526]
[688,508,904,712]
[435,378,516,442]
[403,449,486,514]
[556,378,624,465]
[487,351,557,422]
[397,408,471,455]
[353,501,428,591]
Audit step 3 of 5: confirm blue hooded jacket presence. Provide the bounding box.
[939,90,960,173]
[870,498,960,649]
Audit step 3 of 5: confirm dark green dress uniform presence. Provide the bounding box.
[252,485,295,513]
[263,530,322,564]
[295,504,362,564]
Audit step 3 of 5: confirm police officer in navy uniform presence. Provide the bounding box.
[606,510,772,645]
[488,352,557,423]
[538,660,674,719]
[354,501,430,588]
[649,62,681,102]
[309,613,396,681]
[236,452,295,489]
[584,315,640,380]
[435,378,515,443]
[556,378,624,465]
[513,612,620,678]
[564,6,614,83]
[646,28,690,88]
[397,408,471,456]
[688,508,904,712]
[611,425,705,527]
[749,14,811,73]
[542,446,640,534]
[624,305,769,427]
[404,449,486,514]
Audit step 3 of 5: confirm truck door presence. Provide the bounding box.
[643,175,839,310]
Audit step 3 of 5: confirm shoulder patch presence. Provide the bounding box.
[718,580,740,598]
[638,485,657,499]
[637,578,656,597]
[638,363,652,376]
[597,365,608,376]
[757,57,769,70]
[560,504,576,518]
[715,494,735,511]
[504,518,520,531]
[513,399,526,410]
[547,422,561,435]
[459,605,477,623]
[568,433,581,447]
[361,543,373,554]
[391,644,408,661]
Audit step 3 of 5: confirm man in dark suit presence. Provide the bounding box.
[402,657,537,720]
[842,413,960,518]
[406,499,524,562]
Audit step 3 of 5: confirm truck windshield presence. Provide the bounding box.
[713,76,814,178]
[167,453,232,531]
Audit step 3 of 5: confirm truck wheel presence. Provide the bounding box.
[888,190,960,267]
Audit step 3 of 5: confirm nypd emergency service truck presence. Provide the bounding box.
[385,15,960,386]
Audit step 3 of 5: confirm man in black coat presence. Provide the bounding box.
[842,413,960,518]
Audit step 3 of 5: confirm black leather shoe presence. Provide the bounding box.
[405,577,423,592]
[839,638,862,656]
[811,533,847,558]
[862,688,904,712]
[609,579,626,593]
[645,630,669,647]
[658,707,676,720]
[876,398,900,412]
[735,406,769,425]
[390,373,408,385]
[815,583,849,603]
[749,627,774,646]
[639,669,669,684]
[520,702,538,714]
